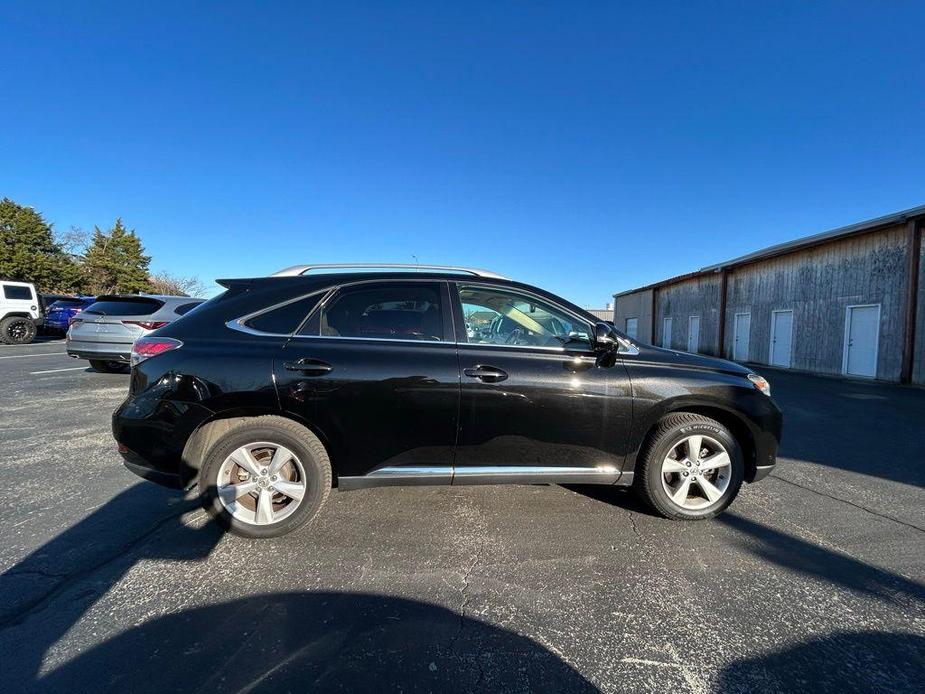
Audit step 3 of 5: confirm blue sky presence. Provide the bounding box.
[2,2,923,306]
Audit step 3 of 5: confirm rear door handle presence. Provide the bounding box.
[463,365,508,383]
[283,358,333,375]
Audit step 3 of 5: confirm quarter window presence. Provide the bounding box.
[246,294,321,334]
[457,285,591,349]
[313,283,445,341]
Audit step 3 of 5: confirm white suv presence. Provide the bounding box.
[0,280,41,344]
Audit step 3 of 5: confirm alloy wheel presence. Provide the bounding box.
[660,434,732,510]
[216,442,307,525]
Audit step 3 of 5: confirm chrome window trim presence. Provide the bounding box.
[226,287,333,338]
[226,277,617,359]
[454,281,596,351]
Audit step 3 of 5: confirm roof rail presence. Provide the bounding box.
[270,263,509,280]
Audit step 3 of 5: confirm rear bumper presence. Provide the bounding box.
[113,394,214,488]
[67,339,132,363]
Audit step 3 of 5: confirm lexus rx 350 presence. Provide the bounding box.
[112,264,782,539]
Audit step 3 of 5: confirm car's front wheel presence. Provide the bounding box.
[0,317,37,345]
[634,413,744,520]
[199,416,332,538]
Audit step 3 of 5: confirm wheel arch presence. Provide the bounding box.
[181,408,338,488]
[629,401,759,484]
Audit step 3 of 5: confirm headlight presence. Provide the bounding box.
[747,373,771,396]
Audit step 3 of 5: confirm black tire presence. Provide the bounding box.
[199,416,332,539]
[89,359,129,373]
[0,317,37,345]
[633,412,744,520]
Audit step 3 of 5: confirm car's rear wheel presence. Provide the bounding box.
[0,317,36,345]
[199,417,332,538]
[89,359,129,373]
[634,413,744,520]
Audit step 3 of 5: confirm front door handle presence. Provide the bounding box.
[283,358,333,375]
[463,365,508,383]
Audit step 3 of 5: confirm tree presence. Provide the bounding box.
[148,271,207,297]
[0,198,84,292]
[82,219,152,294]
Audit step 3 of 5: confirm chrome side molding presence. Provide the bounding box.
[338,464,625,491]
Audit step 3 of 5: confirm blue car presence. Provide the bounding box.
[44,296,96,334]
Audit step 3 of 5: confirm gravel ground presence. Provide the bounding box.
[0,339,923,693]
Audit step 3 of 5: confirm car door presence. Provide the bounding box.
[450,282,633,484]
[274,280,460,482]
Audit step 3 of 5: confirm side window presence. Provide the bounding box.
[313,283,444,341]
[247,294,323,334]
[3,285,33,301]
[458,285,591,349]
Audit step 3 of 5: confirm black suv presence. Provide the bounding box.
[113,264,781,538]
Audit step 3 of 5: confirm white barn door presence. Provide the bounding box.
[687,316,700,353]
[843,305,879,378]
[770,310,793,368]
[662,317,672,348]
[733,313,751,361]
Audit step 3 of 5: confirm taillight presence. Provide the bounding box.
[123,320,169,330]
[131,336,183,366]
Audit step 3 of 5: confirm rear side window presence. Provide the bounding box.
[84,298,165,316]
[311,283,444,341]
[246,294,323,335]
[3,285,32,300]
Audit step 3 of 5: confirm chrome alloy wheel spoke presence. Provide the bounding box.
[660,434,731,511]
[216,442,307,526]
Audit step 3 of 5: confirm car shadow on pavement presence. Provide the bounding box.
[562,484,664,517]
[29,591,597,693]
[717,630,925,693]
[718,513,925,604]
[1,484,596,693]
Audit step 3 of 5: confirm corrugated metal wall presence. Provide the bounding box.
[613,221,922,382]
[656,276,722,355]
[614,289,653,342]
[722,224,907,380]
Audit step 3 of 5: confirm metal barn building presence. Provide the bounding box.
[613,205,925,383]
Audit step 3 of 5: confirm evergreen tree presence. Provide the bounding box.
[83,219,152,294]
[0,197,84,292]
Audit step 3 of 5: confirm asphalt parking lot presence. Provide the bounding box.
[0,339,923,693]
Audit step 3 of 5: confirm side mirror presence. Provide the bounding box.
[594,321,640,356]
[594,322,617,351]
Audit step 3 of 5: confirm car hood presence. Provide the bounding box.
[633,343,753,376]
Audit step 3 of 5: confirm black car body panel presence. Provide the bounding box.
[112,271,782,491]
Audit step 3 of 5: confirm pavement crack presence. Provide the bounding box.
[770,475,925,533]
[0,506,201,631]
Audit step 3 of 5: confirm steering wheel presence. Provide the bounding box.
[504,328,525,345]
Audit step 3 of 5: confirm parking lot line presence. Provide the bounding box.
[30,366,87,375]
[0,352,67,360]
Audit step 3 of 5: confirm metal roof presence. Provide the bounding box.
[614,204,925,297]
